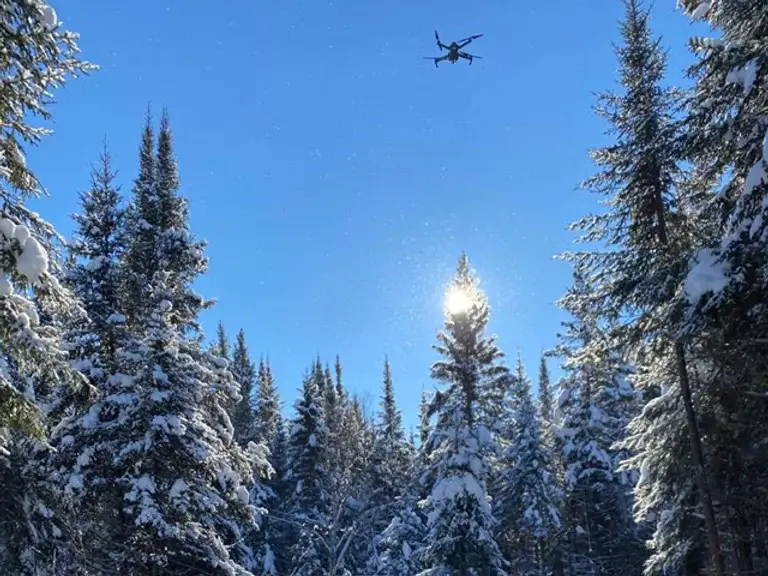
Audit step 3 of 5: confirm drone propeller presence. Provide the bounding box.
[434,30,446,51]
[458,51,481,64]
[458,33,483,44]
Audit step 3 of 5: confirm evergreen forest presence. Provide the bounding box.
[1,0,767,575]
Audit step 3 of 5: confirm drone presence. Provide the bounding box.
[424,30,483,67]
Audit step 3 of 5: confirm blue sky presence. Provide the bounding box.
[30,0,701,432]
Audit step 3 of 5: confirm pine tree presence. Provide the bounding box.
[419,254,508,576]
[0,4,95,572]
[230,329,257,446]
[495,355,561,575]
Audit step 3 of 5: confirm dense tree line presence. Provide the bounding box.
[2,0,767,574]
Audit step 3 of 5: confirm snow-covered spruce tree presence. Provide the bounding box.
[47,145,131,574]
[255,358,285,473]
[537,354,555,451]
[418,253,508,576]
[330,392,376,574]
[672,0,768,572]
[120,113,158,330]
[368,358,412,526]
[284,368,331,575]
[63,144,128,389]
[60,271,267,575]
[230,329,258,447]
[55,114,272,574]
[252,358,289,575]
[495,355,561,575]
[419,390,431,446]
[552,271,644,576]
[560,0,726,572]
[360,358,415,568]
[122,111,210,335]
[210,320,230,358]
[372,501,427,576]
[0,0,94,446]
[0,3,96,573]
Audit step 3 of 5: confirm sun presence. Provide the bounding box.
[445,285,473,316]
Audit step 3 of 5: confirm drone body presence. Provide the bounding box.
[425,30,483,67]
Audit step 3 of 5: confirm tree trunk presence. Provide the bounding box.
[675,341,726,576]
[651,169,725,576]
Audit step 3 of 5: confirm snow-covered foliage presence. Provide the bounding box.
[551,280,644,576]
[0,3,96,571]
[55,273,267,574]
[495,356,561,575]
[372,504,426,576]
[367,359,414,536]
[418,254,509,576]
[229,328,259,447]
[0,0,94,439]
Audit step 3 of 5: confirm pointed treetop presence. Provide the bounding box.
[335,354,342,387]
[214,321,230,359]
[419,390,431,445]
[443,252,487,322]
[538,354,553,420]
[379,356,403,440]
[136,108,155,193]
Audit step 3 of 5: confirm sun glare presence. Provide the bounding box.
[445,285,473,316]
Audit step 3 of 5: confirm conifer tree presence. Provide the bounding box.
[255,358,284,463]
[54,114,271,574]
[64,145,127,377]
[553,273,642,576]
[419,254,508,576]
[0,0,94,446]
[230,329,257,446]
[210,320,230,359]
[560,0,725,572]
[0,4,95,572]
[656,0,768,571]
[49,145,130,573]
[285,370,330,574]
[59,271,267,575]
[122,111,210,334]
[372,503,426,576]
[121,113,158,330]
[367,358,413,551]
[419,390,431,447]
[495,355,561,575]
[538,355,553,428]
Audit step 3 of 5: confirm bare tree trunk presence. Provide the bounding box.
[675,342,726,576]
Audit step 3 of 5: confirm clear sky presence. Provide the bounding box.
[29,0,701,432]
